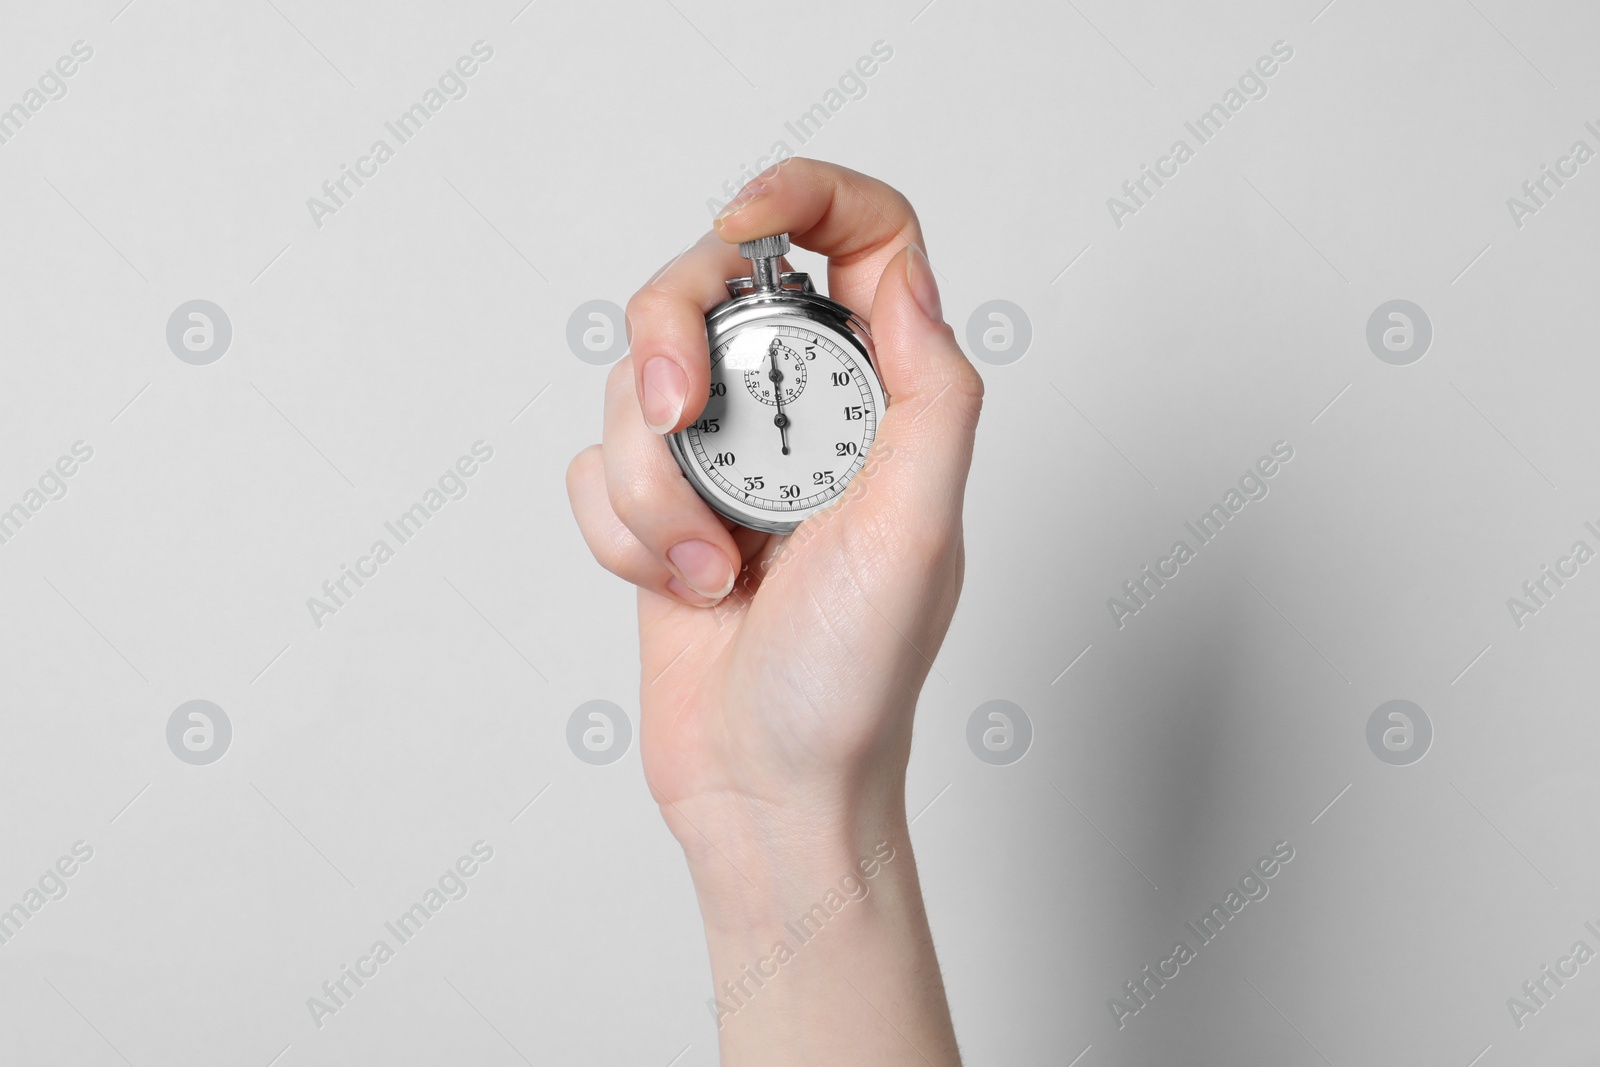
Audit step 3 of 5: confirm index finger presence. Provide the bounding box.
[712,157,925,320]
[624,232,754,434]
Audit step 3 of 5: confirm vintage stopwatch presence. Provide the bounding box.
[667,233,887,534]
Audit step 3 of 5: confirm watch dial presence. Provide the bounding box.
[682,319,880,520]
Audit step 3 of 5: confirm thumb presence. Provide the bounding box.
[853,244,984,542]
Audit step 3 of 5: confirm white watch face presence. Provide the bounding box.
[677,315,884,530]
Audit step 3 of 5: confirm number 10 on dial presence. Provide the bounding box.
[668,233,888,534]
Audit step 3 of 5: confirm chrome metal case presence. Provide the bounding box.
[667,270,882,536]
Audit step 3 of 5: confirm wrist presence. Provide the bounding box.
[659,783,909,931]
[671,791,958,1065]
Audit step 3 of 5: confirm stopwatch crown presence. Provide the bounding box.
[739,233,790,261]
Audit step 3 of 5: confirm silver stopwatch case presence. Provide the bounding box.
[667,233,887,535]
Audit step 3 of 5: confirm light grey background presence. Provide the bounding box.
[1,0,1597,1063]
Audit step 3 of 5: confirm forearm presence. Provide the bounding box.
[665,789,962,1066]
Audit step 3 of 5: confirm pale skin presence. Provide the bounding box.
[566,158,980,1065]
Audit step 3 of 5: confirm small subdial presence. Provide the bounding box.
[743,341,807,406]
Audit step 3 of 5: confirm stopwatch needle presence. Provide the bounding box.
[768,343,791,455]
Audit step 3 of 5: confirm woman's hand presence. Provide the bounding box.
[567,158,979,1065]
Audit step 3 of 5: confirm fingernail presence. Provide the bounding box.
[641,357,687,433]
[667,540,736,601]
[906,244,943,323]
[715,179,768,223]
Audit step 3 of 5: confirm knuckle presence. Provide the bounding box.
[888,190,919,229]
[951,357,986,417]
[566,444,603,495]
[881,195,921,245]
[892,492,955,563]
[605,353,635,397]
[624,286,677,336]
[594,529,642,581]
[606,461,659,530]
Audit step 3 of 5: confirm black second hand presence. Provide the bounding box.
[768,340,791,455]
